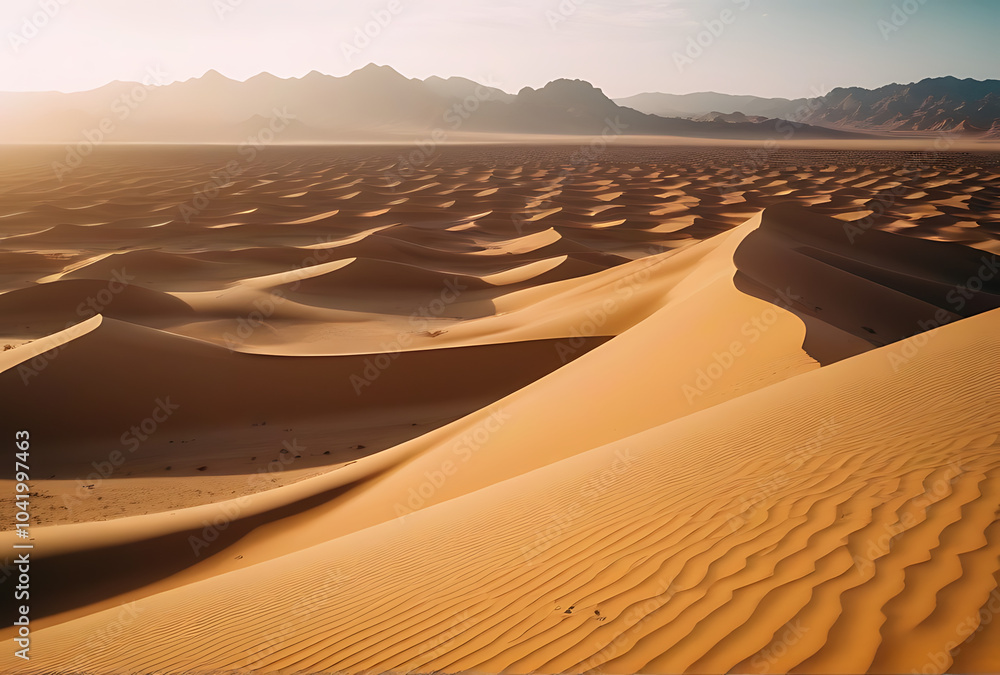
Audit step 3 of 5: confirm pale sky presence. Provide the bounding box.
[1,0,997,99]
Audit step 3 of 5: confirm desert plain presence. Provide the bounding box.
[1,140,999,673]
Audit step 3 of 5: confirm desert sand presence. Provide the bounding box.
[1,143,999,673]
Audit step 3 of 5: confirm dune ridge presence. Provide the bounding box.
[0,144,998,674]
[6,274,998,675]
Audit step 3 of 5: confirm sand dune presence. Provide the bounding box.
[1,314,600,460]
[0,278,197,334]
[1,144,998,674]
[8,306,999,674]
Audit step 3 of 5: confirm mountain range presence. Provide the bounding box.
[0,64,853,144]
[1,67,997,144]
[616,76,1000,135]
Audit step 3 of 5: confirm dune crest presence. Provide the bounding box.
[1,144,998,674]
[5,244,998,675]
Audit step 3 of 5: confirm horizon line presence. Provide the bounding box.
[2,64,995,100]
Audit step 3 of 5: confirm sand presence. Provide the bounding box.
[0,143,998,674]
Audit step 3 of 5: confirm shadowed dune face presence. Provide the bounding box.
[733,202,1000,363]
[0,144,999,674]
[0,315,608,475]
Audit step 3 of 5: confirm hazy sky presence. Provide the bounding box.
[1,0,997,99]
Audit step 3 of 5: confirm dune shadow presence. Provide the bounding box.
[732,202,1000,365]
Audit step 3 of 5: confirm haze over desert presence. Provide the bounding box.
[1,1,999,674]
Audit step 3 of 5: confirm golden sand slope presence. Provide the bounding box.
[4,249,999,675]
[1,146,999,674]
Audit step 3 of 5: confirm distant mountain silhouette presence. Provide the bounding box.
[423,75,514,104]
[617,77,1000,134]
[615,92,810,120]
[0,65,860,143]
[460,78,855,139]
[809,77,1000,132]
[692,111,769,124]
